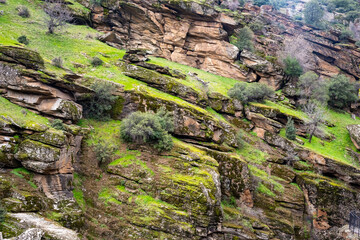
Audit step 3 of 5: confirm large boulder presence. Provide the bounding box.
[347,125,360,150]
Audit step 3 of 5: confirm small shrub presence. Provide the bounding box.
[120,107,174,152]
[91,57,103,67]
[81,81,118,119]
[283,56,303,77]
[17,5,30,18]
[52,57,63,68]
[233,26,254,52]
[249,20,264,34]
[356,41,360,48]
[328,74,358,109]
[17,35,29,45]
[50,119,65,131]
[285,117,296,140]
[228,82,274,104]
[93,139,115,164]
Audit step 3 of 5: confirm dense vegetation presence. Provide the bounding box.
[120,108,174,151]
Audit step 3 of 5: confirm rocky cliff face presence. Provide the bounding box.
[1,0,360,240]
[91,1,360,89]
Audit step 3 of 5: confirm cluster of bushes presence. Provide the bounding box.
[120,107,174,151]
[228,82,274,104]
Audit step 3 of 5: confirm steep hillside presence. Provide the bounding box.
[1,0,360,240]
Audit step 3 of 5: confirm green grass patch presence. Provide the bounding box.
[148,57,239,96]
[248,165,284,194]
[0,97,50,130]
[257,183,276,197]
[280,108,360,167]
[250,100,308,121]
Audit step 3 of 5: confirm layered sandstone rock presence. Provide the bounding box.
[91,0,246,80]
[0,47,89,122]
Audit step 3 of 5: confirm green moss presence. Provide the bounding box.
[257,183,276,197]
[250,101,308,121]
[148,57,239,96]
[249,165,284,194]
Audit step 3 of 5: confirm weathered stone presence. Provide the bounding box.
[10,228,44,240]
[119,62,208,106]
[347,125,360,150]
[8,213,80,240]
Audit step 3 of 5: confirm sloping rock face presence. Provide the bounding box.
[0,107,83,200]
[249,6,360,81]
[0,46,89,122]
[90,0,246,80]
[91,1,360,88]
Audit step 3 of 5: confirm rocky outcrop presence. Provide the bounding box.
[0,47,90,122]
[5,228,44,240]
[91,0,246,80]
[7,213,80,240]
[347,125,360,150]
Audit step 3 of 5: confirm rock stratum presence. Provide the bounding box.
[0,0,360,240]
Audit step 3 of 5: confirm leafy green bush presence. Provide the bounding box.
[285,117,296,140]
[120,107,174,151]
[283,56,303,77]
[82,81,118,119]
[304,0,324,27]
[50,119,66,131]
[93,139,115,164]
[51,57,63,68]
[228,82,274,104]
[328,74,358,108]
[17,35,29,45]
[233,26,254,52]
[91,57,103,67]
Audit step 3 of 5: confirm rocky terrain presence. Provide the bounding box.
[0,0,360,240]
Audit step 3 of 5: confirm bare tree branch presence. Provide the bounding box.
[43,0,73,34]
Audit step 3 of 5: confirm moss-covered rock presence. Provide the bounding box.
[119,62,208,107]
[0,46,44,70]
[29,129,67,147]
